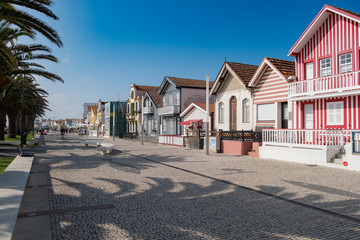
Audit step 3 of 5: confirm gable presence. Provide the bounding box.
[162,82,177,95]
[252,66,288,104]
[289,5,360,56]
[294,10,360,80]
[218,73,245,94]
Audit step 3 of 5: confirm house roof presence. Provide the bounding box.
[289,5,360,56]
[180,102,215,117]
[248,57,295,87]
[135,85,159,93]
[158,76,214,94]
[193,102,215,113]
[227,62,259,85]
[146,91,162,108]
[266,58,295,78]
[210,61,258,95]
[167,77,214,88]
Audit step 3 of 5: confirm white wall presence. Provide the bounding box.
[214,89,252,131]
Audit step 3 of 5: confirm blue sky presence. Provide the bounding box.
[34,0,359,119]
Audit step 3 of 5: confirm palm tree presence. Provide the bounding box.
[0,0,62,66]
[6,76,49,137]
[0,23,62,140]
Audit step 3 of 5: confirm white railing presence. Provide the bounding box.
[158,105,180,116]
[289,71,360,98]
[159,135,185,146]
[263,129,351,148]
[142,106,154,115]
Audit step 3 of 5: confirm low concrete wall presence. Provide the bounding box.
[260,144,340,166]
[221,140,252,156]
[0,155,34,240]
[159,135,185,146]
[343,144,360,171]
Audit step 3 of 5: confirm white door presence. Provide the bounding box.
[305,62,314,93]
[304,104,314,142]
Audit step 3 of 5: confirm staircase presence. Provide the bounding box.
[330,149,346,165]
[248,142,261,158]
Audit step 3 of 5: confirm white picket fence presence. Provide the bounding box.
[158,135,185,146]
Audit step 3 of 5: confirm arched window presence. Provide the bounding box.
[130,90,134,99]
[218,102,224,123]
[242,98,250,123]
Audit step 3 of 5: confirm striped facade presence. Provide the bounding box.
[249,57,294,129]
[290,5,360,131]
[253,67,288,105]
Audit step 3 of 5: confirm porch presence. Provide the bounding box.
[261,129,353,168]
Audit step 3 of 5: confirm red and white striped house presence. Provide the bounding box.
[248,57,295,130]
[261,5,360,171]
[288,5,360,131]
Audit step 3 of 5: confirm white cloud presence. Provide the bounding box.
[61,54,70,64]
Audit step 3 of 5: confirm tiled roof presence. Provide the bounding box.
[147,91,162,108]
[135,85,159,93]
[167,77,214,89]
[331,5,360,18]
[266,58,295,78]
[226,62,258,85]
[193,102,215,113]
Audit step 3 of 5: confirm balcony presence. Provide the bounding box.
[288,71,360,100]
[142,106,154,115]
[158,105,180,116]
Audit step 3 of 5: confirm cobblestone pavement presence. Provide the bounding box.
[27,135,360,239]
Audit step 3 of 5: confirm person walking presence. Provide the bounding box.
[60,127,65,139]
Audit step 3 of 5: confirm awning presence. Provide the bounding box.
[178,119,202,125]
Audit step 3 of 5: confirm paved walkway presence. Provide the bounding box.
[11,134,360,239]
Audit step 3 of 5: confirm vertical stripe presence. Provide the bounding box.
[346,97,349,129]
[314,100,317,129]
[353,96,356,130]
[350,19,353,50]
[358,95,360,129]
[322,99,325,129]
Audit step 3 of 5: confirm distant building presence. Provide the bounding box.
[83,103,97,123]
[104,101,127,138]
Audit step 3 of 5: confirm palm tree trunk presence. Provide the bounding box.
[7,111,17,138]
[16,117,21,135]
[0,104,6,140]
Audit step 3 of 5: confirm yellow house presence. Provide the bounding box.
[88,106,97,130]
[126,84,158,133]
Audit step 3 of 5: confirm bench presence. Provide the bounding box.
[33,134,41,145]
[97,143,114,155]
[83,141,102,147]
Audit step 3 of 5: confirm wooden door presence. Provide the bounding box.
[230,97,237,131]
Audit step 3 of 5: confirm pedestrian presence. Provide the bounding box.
[60,127,65,139]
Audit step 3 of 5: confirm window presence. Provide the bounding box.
[135,102,138,112]
[162,118,167,131]
[319,58,331,77]
[257,103,275,121]
[305,62,313,80]
[326,101,344,125]
[218,102,224,123]
[339,53,352,73]
[130,90,134,99]
[242,99,250,123]
[127,104,130,113]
